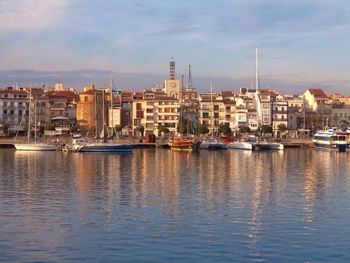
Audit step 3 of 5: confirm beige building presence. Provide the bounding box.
[331,107,350,128]
[131,90,180,136]
[303,89,329,112]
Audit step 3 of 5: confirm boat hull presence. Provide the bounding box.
[74,144,132,152]
[199,142,227,150]
[169,145,194,152]
[14,144,57,151]
[228,142,254,150]
[255,143,284,150]
[313,142,348,152]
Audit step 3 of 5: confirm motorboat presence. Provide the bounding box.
[313,128,348,152]
[168,137,196,152]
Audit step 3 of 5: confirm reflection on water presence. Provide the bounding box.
[1,149,350,262]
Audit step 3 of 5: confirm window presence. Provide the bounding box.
[136,111,144,119]
[214,112,219,119]
[214,105,219,111]
[84,96,88,102]
[146,109,153,113]
[145,123,153,129]
[133,119,141,126]
[202,112,209,118]
[136,103,142,111]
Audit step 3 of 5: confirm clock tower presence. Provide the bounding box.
[164,59,180,98]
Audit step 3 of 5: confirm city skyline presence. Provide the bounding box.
[0,0,349,92]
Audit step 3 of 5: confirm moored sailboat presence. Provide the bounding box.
[14,85,58,151]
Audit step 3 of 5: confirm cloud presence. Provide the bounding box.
[0,0,68,32]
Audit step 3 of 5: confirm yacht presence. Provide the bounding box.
[313,128,348,152]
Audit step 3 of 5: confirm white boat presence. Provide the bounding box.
[228,141,254,150]
[14,85,57,151]
[313,128,348,152]
[198,139,227,150]
[14,143,58,151]
[228,135,258,150]
[71,138,132,153]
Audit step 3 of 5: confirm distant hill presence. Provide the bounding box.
[0,69,345,95]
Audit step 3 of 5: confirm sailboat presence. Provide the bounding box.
[253,47,283,151]
[198,81,227,150]
[168,65,196,152]
[14,85,58,151]
[71,87,132,153]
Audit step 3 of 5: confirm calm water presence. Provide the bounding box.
[0,148,350,262]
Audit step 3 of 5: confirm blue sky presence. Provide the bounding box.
[0,0,349,91]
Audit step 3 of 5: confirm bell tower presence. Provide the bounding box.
[164,58,180,98]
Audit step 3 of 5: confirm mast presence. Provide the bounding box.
[255,47,262,127]
[34,96,37,140]
[255,47,259,94]
[110,79,113,137]
[187,65,192,136]
[210,80,214,139]
[180,74,184,135]
[27,84,32,143]
[94,90,98,138]
[102,89,105,138]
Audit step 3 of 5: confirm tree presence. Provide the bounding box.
[136,125,144,137]
[260,125,272,136]
[158,124,169,135]
[277,123,287,133]
[198,123,209,135]
[239,125,251,134]
[217,123,231,136]
[45,123,55,131]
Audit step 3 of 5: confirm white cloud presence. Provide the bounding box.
[0,0,68,32]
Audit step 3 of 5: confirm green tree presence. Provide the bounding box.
[198,123,209,135]
[277,123,287,133]
[158,124,169,135]
[239,125,251,134]
[218,123,232,136]
[260,125,272,136]
[136,125,144,137]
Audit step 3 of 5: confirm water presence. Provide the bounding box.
[1,148,350,262]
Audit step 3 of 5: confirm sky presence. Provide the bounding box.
[0,0,349,92]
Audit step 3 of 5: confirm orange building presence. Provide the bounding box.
[77,85,107,135]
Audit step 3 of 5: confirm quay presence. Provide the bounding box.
[0,138,314,149]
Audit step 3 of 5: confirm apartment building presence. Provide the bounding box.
[132,90,180,136]
[0,87,29,133]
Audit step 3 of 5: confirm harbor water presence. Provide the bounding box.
[0,148,350,262]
